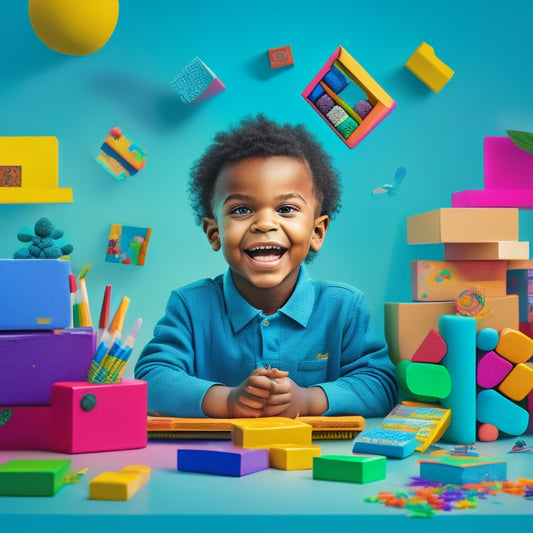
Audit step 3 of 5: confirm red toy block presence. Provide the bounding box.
[411,328,447,363]
[50,379,147,453]
[476,350,513,389]
[268,46,294,68]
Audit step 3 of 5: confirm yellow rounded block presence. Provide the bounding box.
[498,363,533,401]
[404,42,454,93]
[29,0,119,56]
[89,465,150,501]
[269,444,321,470]
[495,328,533,364]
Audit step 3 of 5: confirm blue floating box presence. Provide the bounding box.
[352,428,419,459]
[0,259,72,330]
[419,456,507,485]
[0,328,96,405]
[177,445,269,476]
[171,57,225,104]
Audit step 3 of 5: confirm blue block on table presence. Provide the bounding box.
[419,456,507,485]
[352,428,419,458]
[177,445,269,476]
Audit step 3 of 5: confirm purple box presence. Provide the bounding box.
[0,328,96,405]
[177,444,269,476]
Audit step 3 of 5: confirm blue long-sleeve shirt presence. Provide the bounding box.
[134,266,397,417]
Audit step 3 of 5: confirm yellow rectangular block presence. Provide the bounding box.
[411,260,507,301]
[0,136,72,204]
[269,444,321,470]
[405,42,454,93]
[385,296,519,365]
[89,465,151,501]
[231,417,312,448]
[444,241,530,261]
[407,208,519,244]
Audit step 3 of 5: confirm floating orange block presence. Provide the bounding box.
[404,42,454,93]
[498,363,533,401]
[495,328,533,363]
[407,208,519,244]
[268,45,294,68]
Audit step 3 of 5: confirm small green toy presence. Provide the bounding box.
[13,216,73,259]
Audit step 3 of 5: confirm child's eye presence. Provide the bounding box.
[230,206,252,216]
[277,205,297,214]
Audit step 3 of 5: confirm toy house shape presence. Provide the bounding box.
[0,136,72,203]
[452,137,533,208]
[302,46,396,148]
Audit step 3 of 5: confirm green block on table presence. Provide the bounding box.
[313,454,386,484]
[395,360,451,401]
[0,459,71,496]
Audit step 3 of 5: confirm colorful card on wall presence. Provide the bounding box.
[97,127,147,181]
[106,224,151,266]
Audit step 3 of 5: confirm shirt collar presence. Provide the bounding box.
[223,265,315,332]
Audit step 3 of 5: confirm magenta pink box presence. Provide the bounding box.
[50,379,147,453]
[0,406,52,450]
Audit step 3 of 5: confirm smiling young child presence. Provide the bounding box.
[134,114,397,418]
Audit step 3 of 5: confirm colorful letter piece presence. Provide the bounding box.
[302,46,396,148]
[0,459,71,496]
[404,42,454,93]
[177,446,269,476]
[268,45,294,68]
[231,417,312,448]
[411,329,447,363]
[411,259,506,301]
[476,389,529,436]
[89,465,151,500]
[452,137,533,208]
[171,57,225,104]
[438,315,477,444]
[476,351,513,389]
[418,456,506,485]
[407,208,519,244]
[0,136,72,203]
[268,444,321,470]
[313,455,386,484]
[495,327,533,363]
[106,224,152,266]
[395,360,451,400]
[97,127,147,181]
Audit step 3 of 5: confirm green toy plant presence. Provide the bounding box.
[507,130,533,155]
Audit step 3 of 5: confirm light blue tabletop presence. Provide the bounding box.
[1,418,532,533]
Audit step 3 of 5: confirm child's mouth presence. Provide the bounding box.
[245,245,287,262]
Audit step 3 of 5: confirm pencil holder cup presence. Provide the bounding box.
[50,378,147,453]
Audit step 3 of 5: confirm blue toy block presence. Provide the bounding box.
[352,428,418,458]
[419,456,507,485]
[177,445,269,477]
[476,389,529,436]
[171,57,225,104]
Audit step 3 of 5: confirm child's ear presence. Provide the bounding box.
[202,218,221,251]
[310,215,329,253]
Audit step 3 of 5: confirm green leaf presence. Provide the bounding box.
[506,130,533,155]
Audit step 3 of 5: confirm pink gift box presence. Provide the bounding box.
[50,379,147,453]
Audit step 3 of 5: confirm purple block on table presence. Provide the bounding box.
[177,445,269,476]
[0,328,96,405]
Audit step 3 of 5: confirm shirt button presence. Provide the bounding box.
[262,319,270,327]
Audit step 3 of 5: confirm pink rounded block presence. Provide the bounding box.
[476,350,513,388]
[411,328,447,363]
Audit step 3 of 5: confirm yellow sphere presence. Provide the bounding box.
[29,0,119,56]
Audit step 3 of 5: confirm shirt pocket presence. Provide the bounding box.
[296,359,328,387]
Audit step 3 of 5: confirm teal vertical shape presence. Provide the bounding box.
[438,314,477,444]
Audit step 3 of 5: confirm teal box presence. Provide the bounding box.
[0,459,71,496]
[313,454,386,484]
[0,259,72,330]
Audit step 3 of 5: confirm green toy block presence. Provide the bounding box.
[0,459,71,496]
[395,360,451,401]
[313,454,386,484]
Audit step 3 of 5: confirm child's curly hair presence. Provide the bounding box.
[188,114,342,225]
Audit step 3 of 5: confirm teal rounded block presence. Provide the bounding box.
[477,328,499,352]
[476,389,529,436]
[395,360,451,400]
[438,315,477,444]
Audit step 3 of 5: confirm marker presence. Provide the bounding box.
[122,318,143,350]
[79,277,92,327]
[69,274,77,328]
[100,296,130,346]
[97,284,112,344]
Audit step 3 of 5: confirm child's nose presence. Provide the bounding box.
[250,210,277,232]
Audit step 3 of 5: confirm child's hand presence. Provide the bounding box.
[227,367,288,418]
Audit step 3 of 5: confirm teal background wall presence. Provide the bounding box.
[2,1,533,376]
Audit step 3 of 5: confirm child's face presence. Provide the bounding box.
[203,156,329,292]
